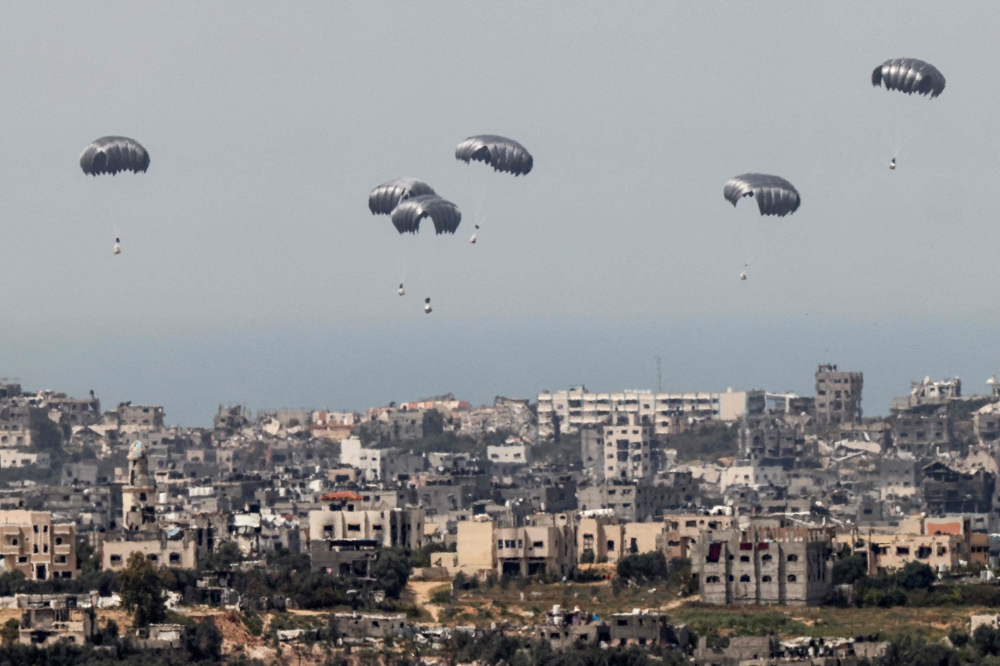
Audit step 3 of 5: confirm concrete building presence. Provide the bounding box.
[308,508,424,550]
[0,451,49,469]
[537,387,762,438]
[922,461,995,515]
[495,521,576,577]
[892,412,951,457]
[102,533,198,571]
[815,365,863,424]
[0,511,78,581]
[18,594,95,646]
[609,610,688,648]
[602,415,653,482]
[487,443,528,466]
[891,377,962,412]
[116,403,164,433]
[440,517,576,578]
[577,480,692,522]
[331,612,409,641]
[699,525,834,606]
[122,441,157,531]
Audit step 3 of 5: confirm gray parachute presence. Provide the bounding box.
[368,177,437,215]
[724,174,801,217]
[872,58,945,98]
[455,135,533,176]
[80,137,150,176]
[390,195,461,235]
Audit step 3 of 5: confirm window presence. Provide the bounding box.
[55,537,62,546]
[9,538,16,546]
[347,524,361,532]
[607,540,615,551]
[110,555,122,565]
[147,554,158,562]
[533,541,544,548]
[498,540,503,549]
[761,554,772,562]
[32,545,38,554]
[169,553,181,563]
[616,619,628,626]
[705,576,720,583]
[517,540,523,548]
[55,555,67,564]
[505,540,516,548]
[739,574,751,582]
[761,575,772,582]
[896,547,910,556]
[787,575,797,582]
[786,554,798,562]
[740,555,750,563]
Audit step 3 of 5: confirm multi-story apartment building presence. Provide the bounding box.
[537,387,763,438]
[699,525,835,606]
[436,516,576,579]
[577,479,694,522]
[308,508,424,550]
[0,511,78,581]
[814,365,863,424]
[602,414,653,482]
[116,403,165,434]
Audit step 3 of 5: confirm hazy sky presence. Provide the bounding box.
[2,3,999,424]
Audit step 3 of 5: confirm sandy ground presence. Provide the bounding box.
[409,580,449,622]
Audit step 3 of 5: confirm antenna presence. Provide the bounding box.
[656,356,662,393]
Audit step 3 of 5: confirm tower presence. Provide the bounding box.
[122,440,156,531]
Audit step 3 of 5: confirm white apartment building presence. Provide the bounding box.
[537,387,761,438]
[602,415,653,482]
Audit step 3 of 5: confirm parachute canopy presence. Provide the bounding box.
[872,58,945,98]
[368,177,437,215]
[80,137,150,176]
[724,173,801,217]
[390,195,461,235]
[455,135,533,176]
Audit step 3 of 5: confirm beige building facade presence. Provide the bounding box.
[0,511,78,581]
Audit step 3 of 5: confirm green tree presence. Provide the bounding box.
[371,548,412,599]
[119,551,166,627]
[617,552,668,582]
[201,540,244,572]
[186,617,223,661]
[832,553,868,585]
[893,561,935,591]
[0,618,18,645]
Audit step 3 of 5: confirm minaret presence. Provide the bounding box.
[122,440,156,531]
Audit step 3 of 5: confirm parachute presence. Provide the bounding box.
[872,58,945,98]
[424,297,432,314]
[723,174,801,217]
[368,178,436,216]
[390,195,461,235]
[80,137,150,176]
[455,135,533,176]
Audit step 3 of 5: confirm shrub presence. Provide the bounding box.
[580,548,595,564]
[617,552,668,582]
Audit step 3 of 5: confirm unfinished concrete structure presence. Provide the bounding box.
[699,525,834,606]
[815,365,863,424]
